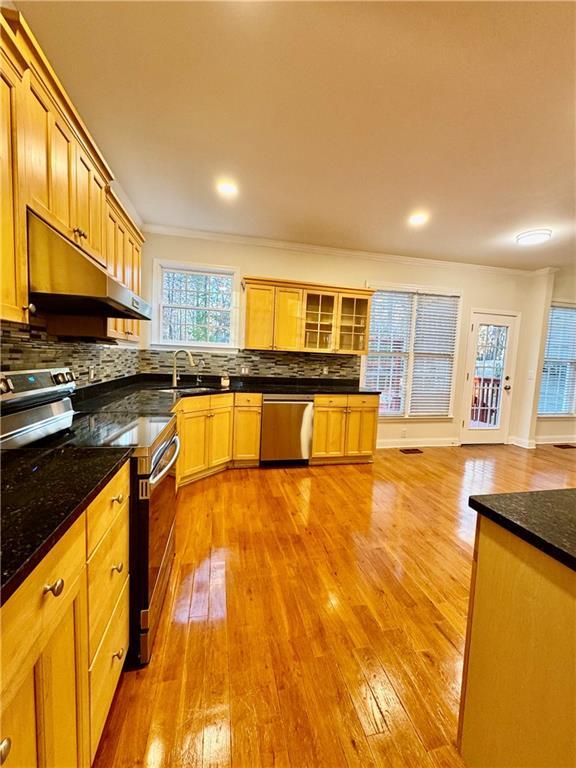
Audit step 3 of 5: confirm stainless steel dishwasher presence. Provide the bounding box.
[260,394,314,462]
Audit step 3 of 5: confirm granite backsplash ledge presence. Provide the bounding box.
[1,322,361,387]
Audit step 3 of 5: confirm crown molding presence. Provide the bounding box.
[142,222,543,277]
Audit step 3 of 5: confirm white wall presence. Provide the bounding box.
[141,228,561,448]
[534,264,576,445]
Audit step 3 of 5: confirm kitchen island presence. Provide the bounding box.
[458,488,576,768]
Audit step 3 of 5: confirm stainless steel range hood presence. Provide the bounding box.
[28,212,152,321]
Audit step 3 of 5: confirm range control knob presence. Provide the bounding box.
[0,378,11,394]
[65,371,76,382]
[54,372,67,384]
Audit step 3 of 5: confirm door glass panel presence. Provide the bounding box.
[469,324,508,428]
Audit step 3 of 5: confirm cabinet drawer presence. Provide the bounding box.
[87,504,129,663]
[347,394,380,409]
[210,393,234,410]
[0,514,86,697]
[86,462,130,556]
[314,394,348,408]
[177,395,211,413]
[89,577,129,762]
[235,392,262,407]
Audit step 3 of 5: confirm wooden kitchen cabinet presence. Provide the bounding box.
[0,514,90,768]
[245,283,275,349]
[233,393,263,466]
[0,30,28,324]
[311,394,378,463]
[176,394,234,486]
[1,8,145,336]
[243,277,374,354]
[75,146,106,265]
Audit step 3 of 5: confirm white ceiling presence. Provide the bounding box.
[17,1,576,269]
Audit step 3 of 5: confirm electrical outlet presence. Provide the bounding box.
[88,365,95,382]
[322,366,329,376]
[401,428,407,439]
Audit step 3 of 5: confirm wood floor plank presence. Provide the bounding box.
[93,444,575,768]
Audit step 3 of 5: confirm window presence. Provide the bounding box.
[538,305,576,415]
[158,265,236,347]
[364,290,460,417]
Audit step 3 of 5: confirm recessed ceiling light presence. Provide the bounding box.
[407,210,430,227]
[516,229,552,246]
[215,178,239,200]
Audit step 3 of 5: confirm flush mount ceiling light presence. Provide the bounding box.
[515,228,552,246]
[215,178,239,200]
[407,210,430,227]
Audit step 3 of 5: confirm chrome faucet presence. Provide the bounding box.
[172,349,196,387]
[196,358,206,385]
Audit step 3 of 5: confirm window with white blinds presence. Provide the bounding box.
[364,290,460,417]
[538,305,576,415]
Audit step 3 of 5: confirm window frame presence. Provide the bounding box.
[152,259,241,350]
[537,302,576,418]
[361,282,462,420]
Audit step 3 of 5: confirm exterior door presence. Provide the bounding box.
[461,312,517,444]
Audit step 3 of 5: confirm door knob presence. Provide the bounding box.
[43,578,65,597]
[0,737,12,765]
[504,385,511,391]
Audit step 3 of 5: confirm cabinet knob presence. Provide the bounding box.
[111,562,124,574]
[22,303,36,314]
[112,493,124,504]
[113,647,124,661]
[43,578,64,598]
[73,226,81,235]
[0,737,11,765]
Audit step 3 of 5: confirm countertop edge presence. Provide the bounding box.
[469,495,576,572]
[0,449,133,606]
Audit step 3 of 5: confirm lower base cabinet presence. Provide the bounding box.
[311,395,378,463]
[232,393,262,467]
[0,461,130,768]
[176,394,234,486]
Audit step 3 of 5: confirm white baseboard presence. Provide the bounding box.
[376,437,461,449]
[507,436,536,449]
[535,434,576,445]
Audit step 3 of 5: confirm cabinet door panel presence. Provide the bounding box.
[0,668,39,768]
[274,287,302,351]
[89,170,105,263]
[75,150,91,238]
[302,291,337,352]
[245,285,274,350]
[26,77,50,211]
[36,603,79,767]
[1,58,26,323]
[178,411,209,480]
[210,408,233,467]
[50,118,74,231]
[345,408,377,457]
[233,408,261,461]
[312,408,346,457]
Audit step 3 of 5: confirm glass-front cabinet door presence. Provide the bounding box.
[337,294,370,353]
[302,291,337,352]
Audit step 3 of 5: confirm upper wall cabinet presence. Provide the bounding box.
[243,277,373,355]
[0,8,145,338]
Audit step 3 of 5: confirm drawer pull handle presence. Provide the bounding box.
[43,578,64,598]
[111,562,124,574]
[113,647,124,661]
[112,493,124,504]
[0,737,12,765]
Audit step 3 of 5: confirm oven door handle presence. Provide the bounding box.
[149,435,180,487]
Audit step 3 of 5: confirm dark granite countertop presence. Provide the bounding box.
[73,374,380,415]
[1,447,132,605]
[469,489,576,571]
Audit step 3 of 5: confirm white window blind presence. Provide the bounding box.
[159,267,235,346]
[538,305,576,415]
[365,290,459,417]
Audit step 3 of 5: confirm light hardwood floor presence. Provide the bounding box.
[94,444,575,768]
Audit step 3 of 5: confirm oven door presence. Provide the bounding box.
[140,433,179,664]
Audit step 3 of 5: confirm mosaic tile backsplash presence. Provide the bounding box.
[1,322,360,387]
